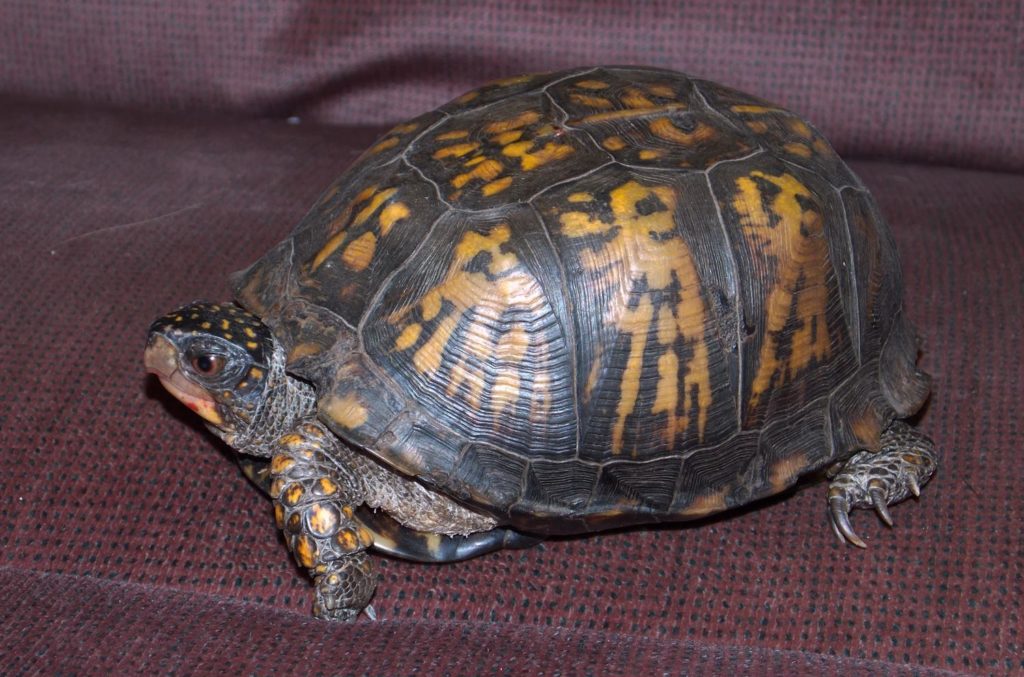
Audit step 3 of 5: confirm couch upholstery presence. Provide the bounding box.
[1,2,1021,674]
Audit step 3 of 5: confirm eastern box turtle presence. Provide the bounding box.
[145,66,937,621]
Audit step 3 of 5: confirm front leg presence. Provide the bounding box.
[268,420,376,621]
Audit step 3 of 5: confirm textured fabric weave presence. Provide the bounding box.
[1,0,1022,170]
[0,99,1020,674]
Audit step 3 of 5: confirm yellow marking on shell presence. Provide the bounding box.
[577,103,687,125]
[393,322,422,351]
[646,84,677,98]
[575,79,609,89]
[485,110,542,135]
[318,478,339,495]
[354,185,378,204]
[174,315,183,322]
[622,87,656,109]
[464,155,488,167]
[638,149,664,160]
[294,535,316,568]
[357,527,373,547]
[489,325,529,416]
[249,367,263,380]
[420,289,443,321]
[568,192,593,203]
[813,138,833,157]
[310,186,395,271]
[200,321,211,329]
[368,136,400,155]
[341,231,377,272]
[788,118,813,139]
[678,487,729,518]
[433,142,480,159]
[323,393,369,429]
[390,122,420,135]
[223,333,233,340]
[602,136,627,151]
[273,503,285,529]
[784,142,813,158]
[389,224,551,422]
[378,202,410,236]
[452,159,503,188]
[455,90,479,105]
[559,181,712,453]
[437,130,469,141]
[731,104,784,114]
[502,140,574,171]
[570,93,613,109]
[246,340,258,349]
[220,319,230,330]
[732,171,832,411]
[353,188,398,227]
[745,120,769,134]
[494,130,523,146]
[649,117,715,145]
[769,452,809,493]
[244,327,256,338]
[482,176,514,196]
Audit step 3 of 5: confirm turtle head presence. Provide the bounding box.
[144,301,278,438]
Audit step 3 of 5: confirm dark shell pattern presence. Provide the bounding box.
[234,67,929,535]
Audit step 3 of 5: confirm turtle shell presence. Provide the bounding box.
[233,66,929,535]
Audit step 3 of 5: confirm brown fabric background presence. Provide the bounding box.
[2,0,1022,171]
[0,2,1022,674]
[0,99,1020,675]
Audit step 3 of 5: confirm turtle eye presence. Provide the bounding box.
[190,353,226,376]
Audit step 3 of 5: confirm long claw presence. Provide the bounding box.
[870,487,893,526]
[364,604,378,621]
[828,507,848,545]
[829,496,867,548]
[907,474,921,498]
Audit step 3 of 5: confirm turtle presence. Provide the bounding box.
[144,66,937,621]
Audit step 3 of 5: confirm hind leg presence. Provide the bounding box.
[827,420,938,547]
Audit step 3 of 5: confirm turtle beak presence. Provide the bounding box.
[145,333,225,427]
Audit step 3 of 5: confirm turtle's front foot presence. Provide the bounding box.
[269,420,378,621]
[827,421,938,548]
[313,553,377,622]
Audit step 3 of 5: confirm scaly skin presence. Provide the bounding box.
[827,420,938,548]
[269,421,377,621]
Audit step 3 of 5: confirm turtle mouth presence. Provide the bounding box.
[144,334,225,427]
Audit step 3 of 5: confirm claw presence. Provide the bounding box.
[364,604,377,621]
[907,474,921,498]
[870,486,893,526]
[829,495,867,548]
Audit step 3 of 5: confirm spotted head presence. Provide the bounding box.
[144,301,279,438]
